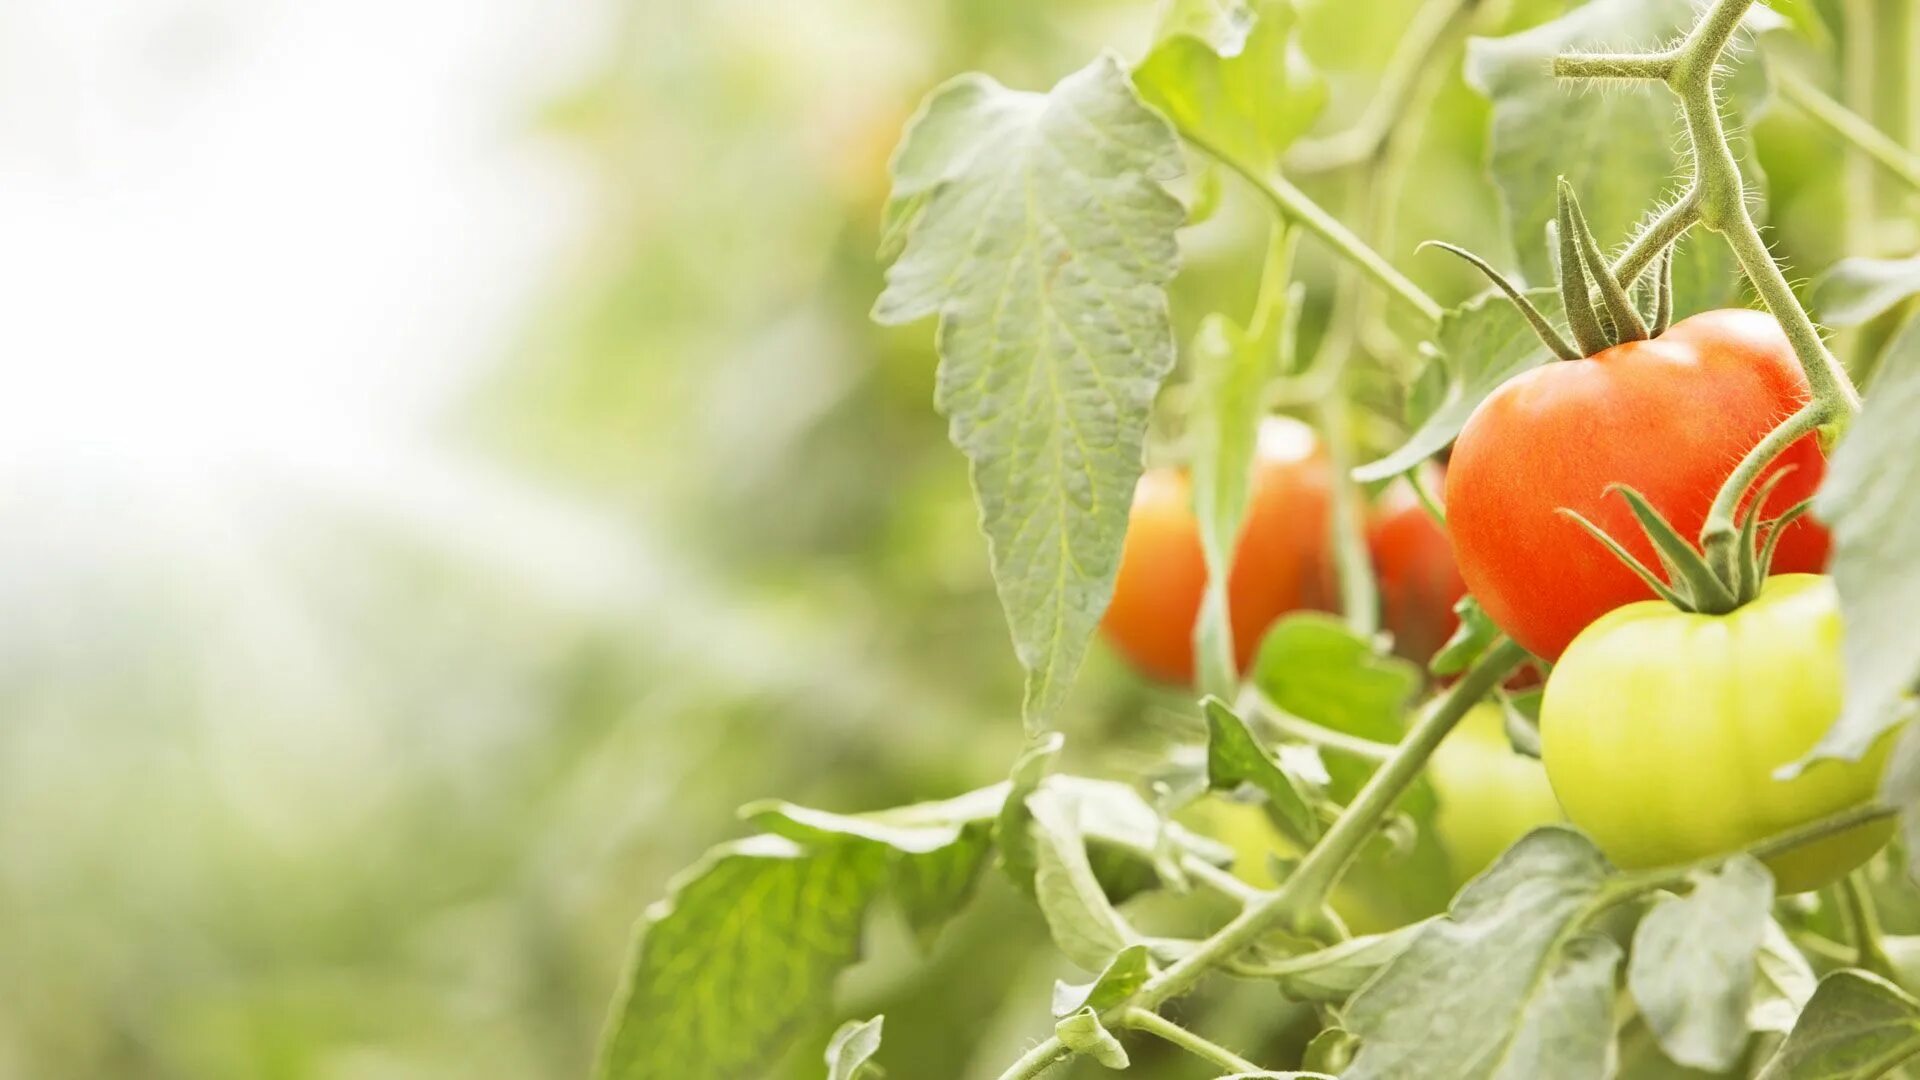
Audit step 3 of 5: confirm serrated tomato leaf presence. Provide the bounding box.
[1134,0,1326,171]
[1628,856,1776,1072]
[1344,828,1620,1080]
[1755,970,1920,1079]
[873,56,1185,733]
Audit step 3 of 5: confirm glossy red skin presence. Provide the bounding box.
[1102,419,1333,684]
[1445,309,1832,661]
[1367,474,1467,666]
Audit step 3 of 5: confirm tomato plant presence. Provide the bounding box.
[1543,574,1889,893]
[1102,416,1331,683]
[596,2,1920,1078]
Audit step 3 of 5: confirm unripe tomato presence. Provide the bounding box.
[1445,309,1831,660]
[1540,574,1890,893]
[1427,702,1561,886]
[1101,417,1331,683]
[1367,472,1467,666]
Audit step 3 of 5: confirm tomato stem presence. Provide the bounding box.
[1130,638,1527,1011]
[1120,1008,1264,1074]
[1699,403,1822,574]
[1552,0,1864,426]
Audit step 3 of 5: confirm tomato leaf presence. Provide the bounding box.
[1052,942,1152,1017]
[1750,919,1817,1036]
[1628,856,1776,1072]
[1189,314,1272,695]
[872,56,1185,734]
[594,791,993,1080]
[1463,0,1777,309]
[1205,696,1322,846]
[1133,0,1326,171]
[1812,254,1920,328]
[1806,315,1920,772]
[1344,828,1620,1080]
[1249,612,1421,804]
[1355,287,1560,483]
[1027,786,1145,971]
[1056,1007,1130,1069]
[1754,970,1920,1080]
[824,1016,885,1080]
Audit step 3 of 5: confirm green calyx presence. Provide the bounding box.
[1422,178,1676,362]
[1558,470,1811,616]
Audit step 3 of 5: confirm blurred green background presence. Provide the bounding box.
[0,0,1904,1076]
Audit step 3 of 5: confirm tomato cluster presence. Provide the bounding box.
[1101,418,1468,684]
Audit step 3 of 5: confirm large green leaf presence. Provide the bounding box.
[1355,287,1561,482]
[1807,316,1920,770]
[1628,857,1776,1072]
[1755,971,1920,1079]
[594,794,996,1080]
[873,56,1185,733]
[1133,0,1325,171]
[1464,0,1777,307]
[1344,828,1620,1080]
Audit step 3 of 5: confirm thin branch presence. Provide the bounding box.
[1777,68,1920,195]
[1120,1008,1265,1075]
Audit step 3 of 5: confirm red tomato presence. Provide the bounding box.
[1444,309,1831,660]
[1367,472,1466,666]
[1101,417,1332,683]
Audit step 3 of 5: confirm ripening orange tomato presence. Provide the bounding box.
[1101,417,1332,684]
[1367,471,1467,667]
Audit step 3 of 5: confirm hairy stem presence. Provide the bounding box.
[1698,403,1821,571]
[1121,1008,1265,1074]
[1135,639,1528,1009]
[1779,68,1920,195]
[994,1038,1069,1080]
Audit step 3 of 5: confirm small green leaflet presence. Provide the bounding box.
[1628,856,1776,1072]
[1805,316,1920,772]
[1813,255,1920,328]
[1751,918,1818,1036]
[824,1016,884,1080]
[1464,0,1778,307]
[873,56,1186,734]
[1355,287,1561,482]
[1205,696,1321,846]
[1134,0,1326,171]
[1344,828,1620,1080]
[1188,313,1271,696]
[1250,613,1420,803]
[1052,943,1152,1017]
[1056,1008,1129,1069]
[1755,971,1920,1079]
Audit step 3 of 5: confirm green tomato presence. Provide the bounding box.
[1428,701,1562,886]
[1540,574,1891,894]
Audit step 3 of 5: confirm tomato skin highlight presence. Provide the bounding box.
[1445,309,1832,660]
[1428,702,1561,886]
[1101,418,1331,683]
[1540,574,1890,894]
